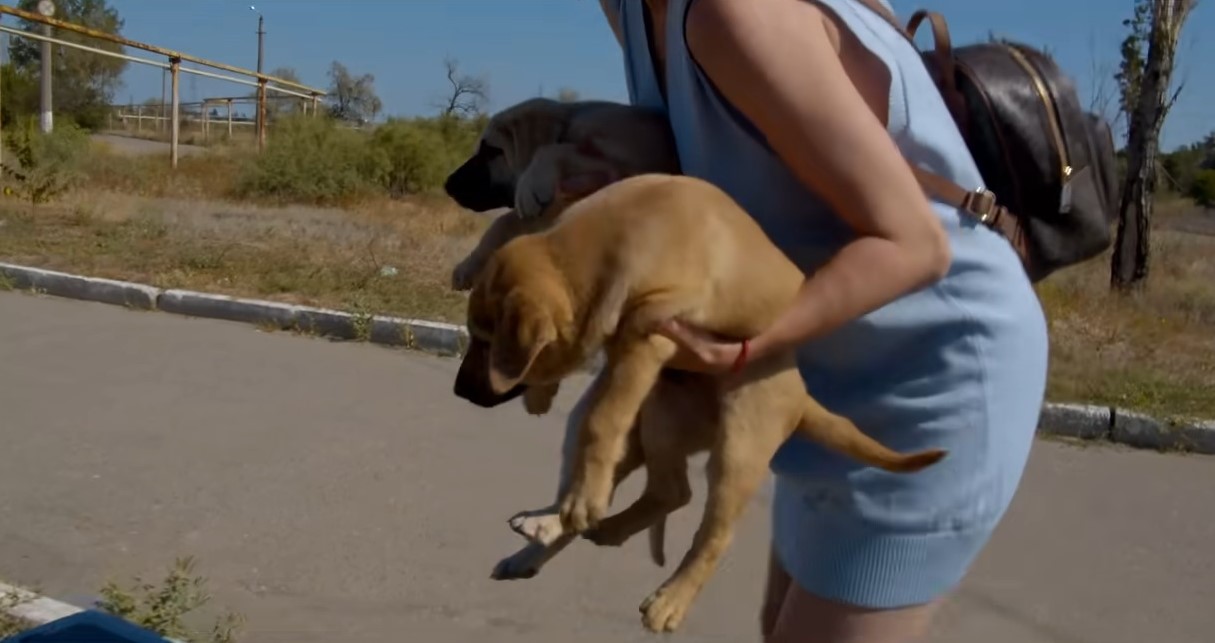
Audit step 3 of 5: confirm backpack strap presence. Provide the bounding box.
[846,1,1027,256]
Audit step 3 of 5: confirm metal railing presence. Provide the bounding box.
[0,3,327,167]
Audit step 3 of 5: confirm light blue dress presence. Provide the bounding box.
[609,0,1050,608]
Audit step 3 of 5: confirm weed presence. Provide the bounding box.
[0,118,90,207]
[349,301,375,342]
[0,587,33,638]
[96,556,244,643]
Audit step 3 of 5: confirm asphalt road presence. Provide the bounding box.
[1,290,1212,643]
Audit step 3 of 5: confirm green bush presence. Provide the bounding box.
[1,116,91,205]
[233,113,486,205]
[1190,169,1215,209]
[366,118,455,196]
[234,114,379,205]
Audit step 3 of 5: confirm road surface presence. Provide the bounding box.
[91,133,208,158]
[1,290,1212,642]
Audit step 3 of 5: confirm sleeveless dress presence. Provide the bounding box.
[609,0,1050,608]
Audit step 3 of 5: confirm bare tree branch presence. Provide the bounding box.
[436,57,489,117]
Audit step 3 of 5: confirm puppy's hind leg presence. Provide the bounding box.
[639,389,787,633]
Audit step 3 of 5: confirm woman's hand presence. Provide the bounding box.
[655,319,744,375]
[655,318,790,378]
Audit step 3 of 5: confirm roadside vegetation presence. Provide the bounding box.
[0,558,242,642]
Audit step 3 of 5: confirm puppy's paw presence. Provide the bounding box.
[508,510,566,546]
[640,582,695,633]
[558,486,608,534]
[490,544,546,581]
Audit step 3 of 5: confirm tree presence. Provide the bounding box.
[1086,34,1120,130]
[555,87,581,103]
[8,0,127,129]
[436,57,488,117]
[325,61,381,125]
[1114,0,1152,134]
[1110,0,1197,292]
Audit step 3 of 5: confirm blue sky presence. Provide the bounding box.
[87,1,1214,149]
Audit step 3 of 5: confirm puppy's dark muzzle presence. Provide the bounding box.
[444,156,515,213]
[453,336,528,408]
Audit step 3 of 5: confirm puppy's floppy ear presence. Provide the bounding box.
[488,291,557,394]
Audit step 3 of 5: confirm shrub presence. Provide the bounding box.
[1,117,91,205]
[1190,169,1215,209]
[365,118,454,196]
[234,114,379,205]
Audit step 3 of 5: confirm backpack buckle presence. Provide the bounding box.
[962,188,998,222]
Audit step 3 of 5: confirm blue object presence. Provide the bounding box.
[2,610,172,643]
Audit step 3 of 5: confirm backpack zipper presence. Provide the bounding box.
[1002,44,1073,191]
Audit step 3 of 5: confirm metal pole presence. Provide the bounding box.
[227,99,233,137]
[39,23,52,133]
[202,101,209,143]
[170,57,180,169]
[255,13,266,151]
[160,67,167,134]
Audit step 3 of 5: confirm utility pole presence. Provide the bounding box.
[37,0,55,133]
[253,7,267,151]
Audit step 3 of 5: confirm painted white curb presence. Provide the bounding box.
[2,261,1213,455]
[0,262,158,310]
[1,580,186,642]
[1,580,82,631]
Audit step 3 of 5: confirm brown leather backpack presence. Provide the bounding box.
[856,1,1121,282]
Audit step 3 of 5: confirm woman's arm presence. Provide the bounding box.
[662,0,951,372]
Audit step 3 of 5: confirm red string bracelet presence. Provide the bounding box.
[730,339,750,374]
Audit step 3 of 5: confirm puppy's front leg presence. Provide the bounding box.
[560,334,675,533]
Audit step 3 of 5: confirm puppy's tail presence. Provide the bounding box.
[647,517,667,567]
[797,396,947,473]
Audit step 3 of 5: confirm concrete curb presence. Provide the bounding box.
[2,261,1213,455]
[0,263,159,310]
[1,581,83,631]
[1,262,469,358]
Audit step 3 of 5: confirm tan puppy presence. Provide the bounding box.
[466,174,948,632]
[445,99,686,579]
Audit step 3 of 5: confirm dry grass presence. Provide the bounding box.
[0,147,487,323]
[0,611,30,638]
[1,588,33,638]
[1036,199,1215,419]
[2,145,1213,418]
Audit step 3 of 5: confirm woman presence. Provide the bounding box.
[591,0,1050,640]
